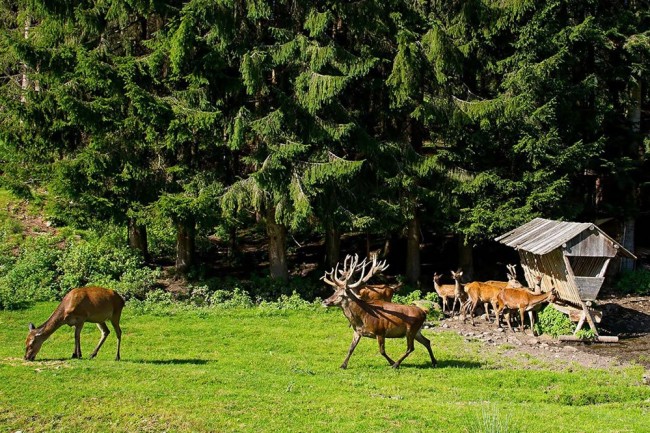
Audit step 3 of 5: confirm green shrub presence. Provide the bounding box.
[534,304,574,337]
[391,289,442,321]
[575,328,597,340]
[0,237,62,309]
[127,290,178,316]
[614,269,650,295]
[258,291,319,311]
[57,227,160,299]
[208,287,254,308]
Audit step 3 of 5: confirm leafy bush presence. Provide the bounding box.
[575,328,597,340]
[614,269,650,295]
[392,289,442,321]
[258,291,319,311]
[0,237,62,309]
[127,290,178,316]
[534,304,574,337]
[57,227,160,299]
[208,287,254,308]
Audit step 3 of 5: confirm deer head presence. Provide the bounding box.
[25,323,45,361]
[322,254,389,307]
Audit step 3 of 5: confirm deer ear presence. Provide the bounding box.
[28,323,35,331]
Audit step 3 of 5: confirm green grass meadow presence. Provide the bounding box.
[1,303,649,432]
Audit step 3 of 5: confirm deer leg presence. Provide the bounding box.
[494,307,502,329]
[519,308,526,334]
[392,333,415,369]
[528,311,536,336]
[376,335,395,366]
[461,300,471,322]
[483,302,491,322]
[73,323,84,359]
[415,331,437,367]
[340,332,361,369]
[506,311,515,333]
[491,301,500,324]
[90,322,110,359]
[111,315,122,361]
[469,301,478,325]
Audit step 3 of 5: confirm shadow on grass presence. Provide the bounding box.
[398,359,484,369]
[125,358,212,365]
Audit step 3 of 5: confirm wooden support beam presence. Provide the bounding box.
[562,254,600,336]
[558,335,619,343]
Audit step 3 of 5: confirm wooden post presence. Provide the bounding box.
[563,254,599,336]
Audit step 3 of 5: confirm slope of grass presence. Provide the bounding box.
[1,303,649,433]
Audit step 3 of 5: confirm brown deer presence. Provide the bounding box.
[322,254,436,369]
[357,282,403,301]
[495,288,558,335]
[433,271,465,316]
[483,264,523,288]
[433,272,455,315]
[25,286,125,361]
[462,281,503,325]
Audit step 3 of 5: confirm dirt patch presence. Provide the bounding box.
[430,294,650,370]
[5,201,57,238]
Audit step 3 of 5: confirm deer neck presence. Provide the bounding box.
[36,305,66,339]
[341,292,377,331]
[528,291,552,307]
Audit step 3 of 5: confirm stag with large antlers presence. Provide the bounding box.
[322,254,436,369]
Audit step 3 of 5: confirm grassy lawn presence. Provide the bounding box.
[1,303,649,433]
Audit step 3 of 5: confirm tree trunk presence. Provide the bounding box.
[266,208,288,282]
[128,218,149,262]
[175,221,195,273]
[405,216,420,286]
[621,218,635,272]
[324,222,341,270]
[458,234,474,280]
[620,80,642,271]
[227,226,238,259]
[20,17,31,103]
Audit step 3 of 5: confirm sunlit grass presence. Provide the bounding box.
[1,303,649,432]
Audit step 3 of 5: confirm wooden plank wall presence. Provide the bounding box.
[519,249,583,305]
[564,230,618,257]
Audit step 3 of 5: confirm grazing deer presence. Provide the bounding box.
[433,271,465,316]
[495,288,558,335]
[322,254,436,369]
[25,286,125,361]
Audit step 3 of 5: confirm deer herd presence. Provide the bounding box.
[23,254,557,370]
[322,254,557,369]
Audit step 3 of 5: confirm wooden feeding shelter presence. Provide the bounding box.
[495,218,636,340]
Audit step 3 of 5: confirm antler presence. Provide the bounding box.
[321,254,389,290]
[348,254,389,289]
[322,254,362,289]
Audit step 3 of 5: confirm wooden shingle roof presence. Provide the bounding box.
[494,218,636,259]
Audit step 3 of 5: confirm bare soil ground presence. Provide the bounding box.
[431,294,650,370]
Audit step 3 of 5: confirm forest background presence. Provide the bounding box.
[1,0,650,308]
